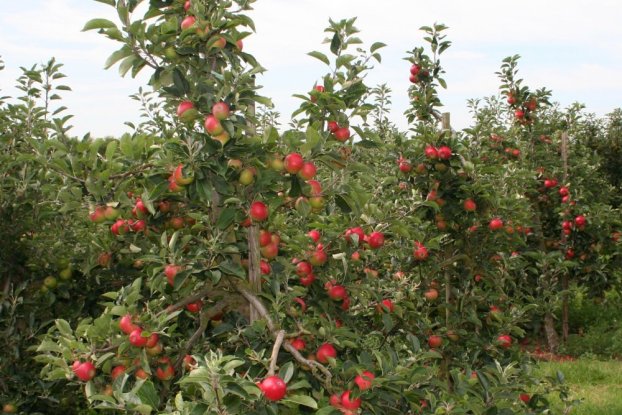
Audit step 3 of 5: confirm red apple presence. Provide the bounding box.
[155,357,175,381]
[574,215,586,228]
[186,300,203,313]
[164,264,181,286]
[334,127,351,142]
[180,15,196,30]
[413,242,429,261]
[437,145,452,160]
[298,161,317,180]
[354,371,375,390]
[341,390,362,410]
[204,114,224,135]
[129,328,148,347]
[428,335,443,348]
[424,288,438,301]
[73,361,96,382]
[284,153,304,174]
[212,101,230,120]
[367,231,385,249]
[249,201,269,222]
[309,248,327,266]
[345,227,365,246]
[259,375,287,401]
[119,314,138,334]
[316,343,337,363]
[176,101,197,122]
[306,180,323,196]
[295,261,313,277]
[489,218,504,231]
[376,298,394,313]
[424,145,438,160]
[290,338,306,351]
[111,365,126,380]
[463,199,477,212]
[328,285,347,301]
[307,229,321,243]
[327,121,339,132]
[497,334,512,349]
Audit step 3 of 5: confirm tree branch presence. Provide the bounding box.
[236,287,332,384]
[160,285,213,316]
[173,300,229,372]
[268,330,285,376]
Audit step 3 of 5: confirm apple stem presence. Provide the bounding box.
[267,330,285,376]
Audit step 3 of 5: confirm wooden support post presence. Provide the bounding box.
[561,131,570,342]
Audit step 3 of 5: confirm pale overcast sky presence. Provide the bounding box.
[1,0,620,138]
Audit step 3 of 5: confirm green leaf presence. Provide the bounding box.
[216,207,237,230]
[284,394,317,409]
[219,261,246,278]
[55,319,73,337]
[279,361,295,383]
[370,42,386,53]
[307,51,330,66]
[105,47,133,70]
[330,33,341,55]
[137,380,159,409]
[82,18,117,31]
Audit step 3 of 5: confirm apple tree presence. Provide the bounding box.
[34,1,572,414]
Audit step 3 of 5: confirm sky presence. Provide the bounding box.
[0,0,621,138]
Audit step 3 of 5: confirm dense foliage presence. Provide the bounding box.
[0,1,620,414]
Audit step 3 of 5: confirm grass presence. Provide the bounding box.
[536,358,622,414]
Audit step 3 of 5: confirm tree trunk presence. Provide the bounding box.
[544,312,560,353]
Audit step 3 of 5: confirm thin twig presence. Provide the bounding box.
[267,330,285,376]
[173,300,229,371]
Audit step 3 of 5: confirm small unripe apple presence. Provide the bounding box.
[239,168,255,185]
